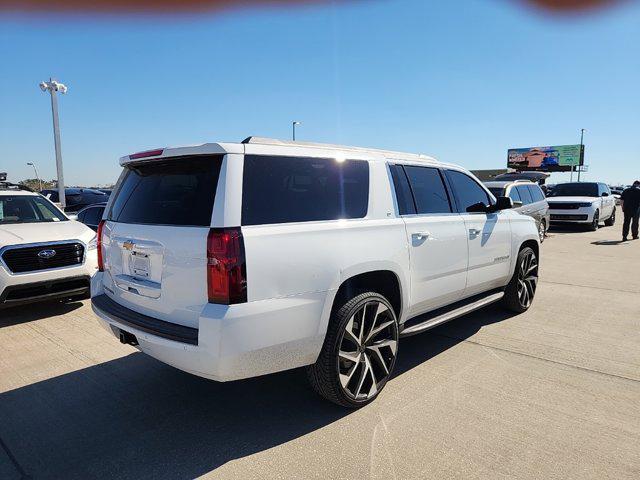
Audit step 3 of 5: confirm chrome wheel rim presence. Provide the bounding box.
[337,300,398,401]
[517,250,538,309]
[593,213,599,230]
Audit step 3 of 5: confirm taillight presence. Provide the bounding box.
[207,228,247,304]
[129,148,164,160]
[97,220,105,272]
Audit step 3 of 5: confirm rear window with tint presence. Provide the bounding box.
[516,185,533,205]
[242,155,369,226]
[108,156,222,226]
[527,185,545,202]
[403,166,452,214]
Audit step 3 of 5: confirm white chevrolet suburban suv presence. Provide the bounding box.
[547,182,616,231]
[91,137,540,407]
[0,184,98,308]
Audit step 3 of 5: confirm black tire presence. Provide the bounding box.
[502,246,539,313]
[604,208,616,227]
[538,219,547,243]
[307,291,399,408]
[588,210,599,231]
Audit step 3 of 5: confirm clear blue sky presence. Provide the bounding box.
[1,0,639,186]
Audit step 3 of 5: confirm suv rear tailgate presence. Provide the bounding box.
[100,155,223,329]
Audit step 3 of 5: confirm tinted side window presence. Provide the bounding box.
[242,155,369,226]
[403,166,452,214]
[84,207,103,226]
[109,156,222,226]
[76,210,86,222]
[389,165,416,215]
[508,187,522,203]
[516,185,533,205]
[527,185,545,202]
[445,170,491,212]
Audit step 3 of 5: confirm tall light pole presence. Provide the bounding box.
[577,128,585,182]
[292,121,301,141]
[26,162,42,192]
[39,78,68,209]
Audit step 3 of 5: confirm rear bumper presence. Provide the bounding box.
[90,273,329,382]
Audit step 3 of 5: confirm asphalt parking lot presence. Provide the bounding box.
[1,223,639,480]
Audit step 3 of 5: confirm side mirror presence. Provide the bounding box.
[512,200,523,208]
[466,201,489,213]
[601,192,609,197]
[493,196,514,211]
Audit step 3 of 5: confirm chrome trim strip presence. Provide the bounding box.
[0,239,87,276]
[400,291,504,337]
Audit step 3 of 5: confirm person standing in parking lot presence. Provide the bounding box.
[620,181,640,241]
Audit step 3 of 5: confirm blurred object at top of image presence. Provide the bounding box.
[0,0,625,14]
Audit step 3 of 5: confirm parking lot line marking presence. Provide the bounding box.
[540,280,640,294]
[432,333,640,385]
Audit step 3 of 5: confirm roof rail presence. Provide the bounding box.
[241,136,436,161]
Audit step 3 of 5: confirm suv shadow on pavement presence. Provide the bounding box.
[0,301,84,329]
[0,306,517,480]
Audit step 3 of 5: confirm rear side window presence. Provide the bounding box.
[84,206,104,226]
[403,166,452,214]
[527,185,545,202]
[445,170,491,212]
[516,185,533,205]
[242,155,369,226]
[108,156,222,226]
[389,165,416,215]
[508,187,522,203]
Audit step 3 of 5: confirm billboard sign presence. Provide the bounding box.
[507,144,584,172]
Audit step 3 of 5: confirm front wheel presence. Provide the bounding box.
[589,211,599,231]
[604,208,616,227]
[538,219,547,243]
[307,291,399,408]
[502,247,539,313]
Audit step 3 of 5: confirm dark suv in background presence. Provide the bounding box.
[41,188,110,213]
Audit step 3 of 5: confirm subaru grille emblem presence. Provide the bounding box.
[38,249,57,259]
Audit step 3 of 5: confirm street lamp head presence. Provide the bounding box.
[293,121,301,126]
[27,162,34,166]
[39,80,68,94]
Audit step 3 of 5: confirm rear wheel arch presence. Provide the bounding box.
[331,270,403,322]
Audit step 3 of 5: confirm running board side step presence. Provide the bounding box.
[400,291,504,338]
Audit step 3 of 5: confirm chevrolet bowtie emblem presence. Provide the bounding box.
[123,241,135,251]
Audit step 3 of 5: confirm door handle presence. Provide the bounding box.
[413,231,431,240]
[469,228,481,237]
